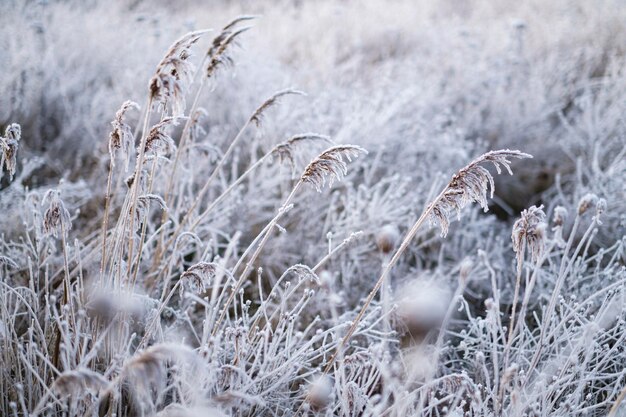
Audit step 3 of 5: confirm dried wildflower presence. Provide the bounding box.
[0,123,21,180]
[180,262,217,294]
[577,193,598,215]
[249,89,305,127]
[301,145,367,192]
[375,224,400,253]
[109,101,139,170]
[271,133,332,177]
[143,117,180,156]
[42,189,71,238]
[512,205,547,267]
[429,149,532,237]
[52,368,108,396]
[149,30,208,116]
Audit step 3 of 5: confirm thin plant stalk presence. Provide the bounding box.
[153,77,209,264]
[211,181,303,336]
[525,214,596,379]
[99,156,115,285]
[322,187,446,375]
[124,97,153,282]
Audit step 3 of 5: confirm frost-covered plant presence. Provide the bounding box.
[0,1,625,416]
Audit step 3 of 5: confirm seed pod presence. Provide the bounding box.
[375,224,399,254]
[577,193,597,215]
[553,206,568,226]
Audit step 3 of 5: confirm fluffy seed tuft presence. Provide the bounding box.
[375,224,400,254]
[52,368,108,396]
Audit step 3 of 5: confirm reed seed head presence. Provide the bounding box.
[180,262,218,294]
[429,149,532,237]
[42,189,72,238]
[0,123,21,181]
[109,101,139,170]
[271,133,332,177]
[150,30,208,116]
[206,27,250,79]
[512,204,547,267]
[249,89,306,127]
[143,117,180,157]
[301,145,367,192]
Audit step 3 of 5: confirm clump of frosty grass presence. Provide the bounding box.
[1,9,625,417]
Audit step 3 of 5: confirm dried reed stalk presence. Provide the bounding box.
[316,149,531,387]
[211,145,367,336]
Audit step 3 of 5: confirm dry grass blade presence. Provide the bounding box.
[211,145,365,337]
[134,193,168,223]
[301,145,368,191]
[609,385,626,417]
